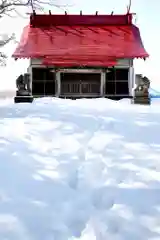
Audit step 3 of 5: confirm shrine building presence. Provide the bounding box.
[12,11,149,99]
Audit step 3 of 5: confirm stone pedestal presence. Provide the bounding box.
[133,95,151,105]
[14,90,33,103]
[14,95,34,103]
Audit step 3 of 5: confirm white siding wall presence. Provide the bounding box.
[30,58,131,68]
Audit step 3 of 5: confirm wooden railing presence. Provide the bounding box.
[61,81,100,95]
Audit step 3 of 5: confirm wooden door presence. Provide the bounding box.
[60,72,101,96]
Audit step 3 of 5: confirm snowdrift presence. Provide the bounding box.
[0,97,159,240]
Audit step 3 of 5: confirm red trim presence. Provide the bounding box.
[42,57,117,67]
[30,14,132,27]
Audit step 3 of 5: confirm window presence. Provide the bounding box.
[32,68,55,96]
[105,68,129,98]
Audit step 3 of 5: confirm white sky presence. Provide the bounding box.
[0,0,159,90]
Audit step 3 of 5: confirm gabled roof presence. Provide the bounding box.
[12,13,149,67]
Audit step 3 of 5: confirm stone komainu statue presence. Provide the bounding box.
[14,73,33,103]
[16,74,24,90]
[16,73,31,96]
[133,75,151,105]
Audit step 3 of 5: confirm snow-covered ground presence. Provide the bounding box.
[0,97,160,240]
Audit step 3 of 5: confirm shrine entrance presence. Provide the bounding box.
[31,67,130,99]
[60,72,101,97]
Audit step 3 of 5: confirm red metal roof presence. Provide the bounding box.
[12,14,149,66]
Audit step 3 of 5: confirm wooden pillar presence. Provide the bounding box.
[128,60,134,97]
[55,71,61,97]
[28,60,33,95]
[100,70,106,97]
